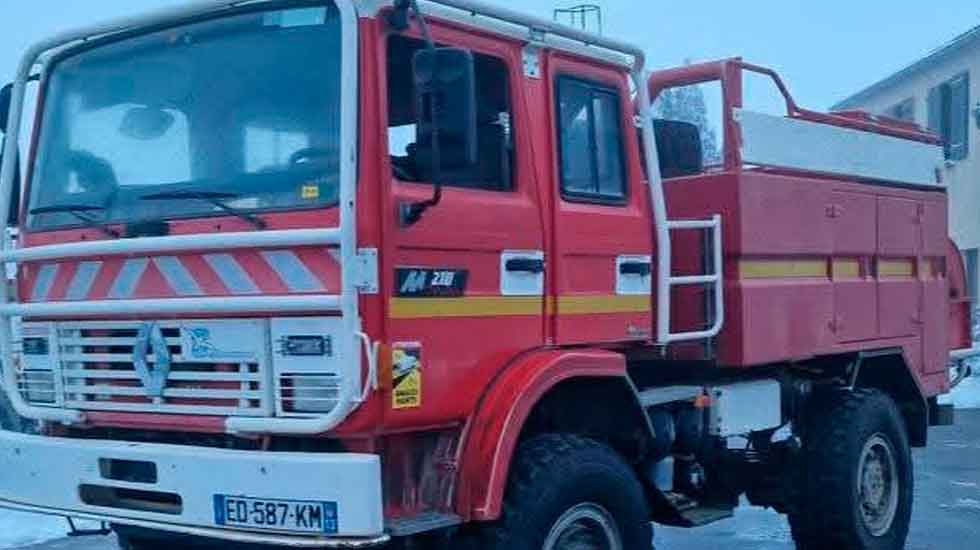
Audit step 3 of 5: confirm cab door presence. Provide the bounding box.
[382,33,545,426]
[547,56,653,345]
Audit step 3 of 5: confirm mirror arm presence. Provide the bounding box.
[400,114,443,227]
[399,1,443,228]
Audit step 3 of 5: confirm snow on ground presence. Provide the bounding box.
[943,373,980,409]
[0,511,70,549]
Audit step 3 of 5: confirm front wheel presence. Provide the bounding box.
[483,434,652,550]
[789,389,913,550]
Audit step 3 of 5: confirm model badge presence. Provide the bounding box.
[133,322,173,399]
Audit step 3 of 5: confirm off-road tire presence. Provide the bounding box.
[482,433,652,550]
[788,388,913,550]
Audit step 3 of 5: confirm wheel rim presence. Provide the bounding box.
[856,433,900,537]
[543,502,623,550]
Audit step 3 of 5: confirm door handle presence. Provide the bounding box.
[619,262,652,276]
[506,258,545,274]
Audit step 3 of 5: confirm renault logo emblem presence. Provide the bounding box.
[133,322,173,399]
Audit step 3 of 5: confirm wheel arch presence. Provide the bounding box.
[454,348,655,522]
[853,350,929,448]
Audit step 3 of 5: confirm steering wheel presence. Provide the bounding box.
[289,147,333,166]
[66,150,119,205]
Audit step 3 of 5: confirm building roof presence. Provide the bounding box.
[833,24,980,111]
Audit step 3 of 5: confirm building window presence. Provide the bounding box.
[556,77,627,202]
[928,72,970,161]
[884,98,915,122]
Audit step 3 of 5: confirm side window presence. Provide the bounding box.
[651,80,724,167]
[556,77,627,201]
[386,35,513,191]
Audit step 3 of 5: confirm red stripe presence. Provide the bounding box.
[133,261,177,299]
[235,250,288,294]
[178,255,231,296]
[87,259,123,300]
[295,247,342,292]
[46,262,78,302]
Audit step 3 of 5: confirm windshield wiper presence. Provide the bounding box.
[140,191,267,230]
[29,204,120,238]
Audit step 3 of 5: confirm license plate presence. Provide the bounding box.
[214,495,338,534]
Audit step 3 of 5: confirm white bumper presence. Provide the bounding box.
[0,431,387,547]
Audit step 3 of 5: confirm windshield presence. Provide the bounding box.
[27,3,342,231]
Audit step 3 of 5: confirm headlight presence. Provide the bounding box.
[18,370,56,404]
[280,374,341,413]
[22,337,50,356]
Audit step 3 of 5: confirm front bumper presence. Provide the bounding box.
[0,431,388,548]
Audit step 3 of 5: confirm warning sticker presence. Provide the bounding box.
[392,342,422,409]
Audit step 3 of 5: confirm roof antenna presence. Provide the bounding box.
[553,4,603,35]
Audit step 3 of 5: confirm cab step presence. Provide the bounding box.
[676,506,734,527]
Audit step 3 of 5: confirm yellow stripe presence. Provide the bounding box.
[832,259,861,279]
[390,297,542,319]
[557,295,650,315]
[390,295,651,319]
[877,259,915,278]
[740,259,827,279]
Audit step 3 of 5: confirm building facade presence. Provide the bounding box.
[835,27,980,298]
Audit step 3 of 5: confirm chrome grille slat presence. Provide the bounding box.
[59,337,182,346]
[62,370,262,382]
[61,401,264,416]
[63,385,265,400]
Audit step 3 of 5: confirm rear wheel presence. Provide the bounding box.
[789,389,913,550]
[484,434,651,550]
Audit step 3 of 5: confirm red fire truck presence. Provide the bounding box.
[0,1,975,549]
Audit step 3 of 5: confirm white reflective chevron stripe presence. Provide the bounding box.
[108,259,149,299]
[65,261,102,301]
[204,254,259,295]
[153,256,203,297]
[25,250,338,301]
[261,251,324,292]
[30,264,59,302]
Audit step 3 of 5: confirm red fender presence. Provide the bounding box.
[454,348,628,521]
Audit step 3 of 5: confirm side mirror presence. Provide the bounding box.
[0,83,10,133]
[412,47,478,180]
[653,119,704,179]
[0,83,20,226]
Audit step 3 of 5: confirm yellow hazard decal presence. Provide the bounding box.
[301,184,321,200]
[392,342,422,409]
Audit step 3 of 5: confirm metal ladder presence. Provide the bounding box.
[659,216,724,345]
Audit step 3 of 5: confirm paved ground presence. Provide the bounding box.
[14,410,980,550]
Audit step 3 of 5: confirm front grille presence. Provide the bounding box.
[54,321,272,416]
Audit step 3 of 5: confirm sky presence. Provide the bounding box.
[0,0,979,111]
